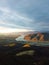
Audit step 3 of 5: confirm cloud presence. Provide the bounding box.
[0,7,10,13]
[0,6,32,22]
[0,26,33,33]
[0,20,34,31]
[0,0,49,31]
[0,6,33,30]
[0,20,23,28]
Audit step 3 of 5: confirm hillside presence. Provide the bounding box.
[24,32,49,42]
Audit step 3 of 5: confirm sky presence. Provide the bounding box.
[0,0,49,32]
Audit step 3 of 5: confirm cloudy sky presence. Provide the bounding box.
[0,0,49,32]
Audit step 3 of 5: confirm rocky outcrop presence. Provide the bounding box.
[24,32,49,42]
[24,34,32,41]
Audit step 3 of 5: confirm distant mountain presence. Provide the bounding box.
[18,31,34,35]
[24,32,49,42]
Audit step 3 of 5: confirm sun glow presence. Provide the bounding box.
[0,27,33,33]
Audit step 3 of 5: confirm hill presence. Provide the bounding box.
[24,32,49,42]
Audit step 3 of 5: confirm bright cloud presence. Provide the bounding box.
[0,26,33,33]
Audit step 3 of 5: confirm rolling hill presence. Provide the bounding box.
[24,32,49,42]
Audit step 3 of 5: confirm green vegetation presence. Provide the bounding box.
[16,50,35,56]
[4,43,16,47]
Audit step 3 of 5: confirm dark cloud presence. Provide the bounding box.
[0,0,49,31]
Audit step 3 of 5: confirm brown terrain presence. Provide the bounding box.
[24,32,49,42]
